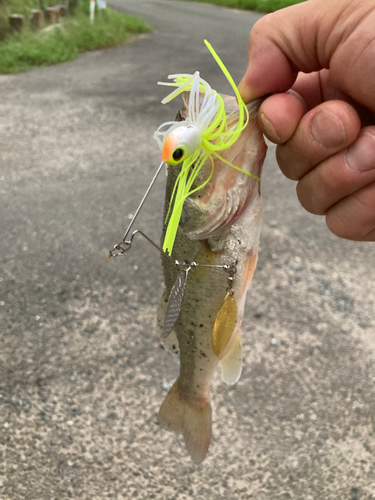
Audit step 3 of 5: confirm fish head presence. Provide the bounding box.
[162,125,203,164]
[176,93,267,239]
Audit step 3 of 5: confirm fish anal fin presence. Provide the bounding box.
[220,333,243,385]
[157,381,212,465]
[240,251,258,295]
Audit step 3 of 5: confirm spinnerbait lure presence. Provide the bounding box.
[154,40,261,255]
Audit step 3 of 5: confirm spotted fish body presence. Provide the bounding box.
[157,92,267,464]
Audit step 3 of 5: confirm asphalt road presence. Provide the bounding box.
[1,1,375,499]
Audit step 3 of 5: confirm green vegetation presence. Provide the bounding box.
[0,1,150,74]
[1,0,62,41]
[171,0,306,13]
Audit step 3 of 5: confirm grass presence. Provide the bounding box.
[0,1,150,74]
[0,0,58,40]
[171,0,307,13]
[1,0,54,19]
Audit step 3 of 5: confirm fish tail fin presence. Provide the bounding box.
[157,381,212,465]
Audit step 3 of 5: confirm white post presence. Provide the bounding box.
[89,0,95,21]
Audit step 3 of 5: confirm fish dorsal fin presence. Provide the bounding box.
[220,333,243,385]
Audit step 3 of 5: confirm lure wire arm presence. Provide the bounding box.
[173,258,238,291]
[107,157,238,281]
[108,161,166,258]
[174,259,237,272]
[130,230,164,254]
[110,226,239,293]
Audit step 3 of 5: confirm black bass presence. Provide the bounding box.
[157,92,267,464]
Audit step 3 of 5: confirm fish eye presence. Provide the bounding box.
[173,148,184,161]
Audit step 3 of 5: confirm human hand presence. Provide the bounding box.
[238,0,375,241]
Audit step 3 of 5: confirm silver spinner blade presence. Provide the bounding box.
[162,267,189,338]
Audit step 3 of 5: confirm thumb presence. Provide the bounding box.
[238,0,370,104]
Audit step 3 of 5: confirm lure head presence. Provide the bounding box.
[162,125,203,165]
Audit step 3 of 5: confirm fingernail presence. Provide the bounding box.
[238,79,255,105]
[345,131,375,172]
[260,113,281,142]
[309,110,346,148]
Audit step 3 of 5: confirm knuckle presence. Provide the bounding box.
[250,14,272,37]
[325,211,351,239]
[326,182,375,240]
[296,181,327,215]
[276,145,302,180]
[344,127,375,173]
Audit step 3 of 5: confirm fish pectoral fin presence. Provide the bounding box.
[220,333,243,385]
[158,381,212,465]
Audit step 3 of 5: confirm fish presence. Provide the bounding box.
[156,91,267,464]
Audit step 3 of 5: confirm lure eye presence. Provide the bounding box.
[173,148,184,161]
[162,125,203,165]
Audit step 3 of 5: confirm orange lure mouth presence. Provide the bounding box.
[162,134,177,163]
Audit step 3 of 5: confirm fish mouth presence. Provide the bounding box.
[179,140,264,240]
[172,93,266,240]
